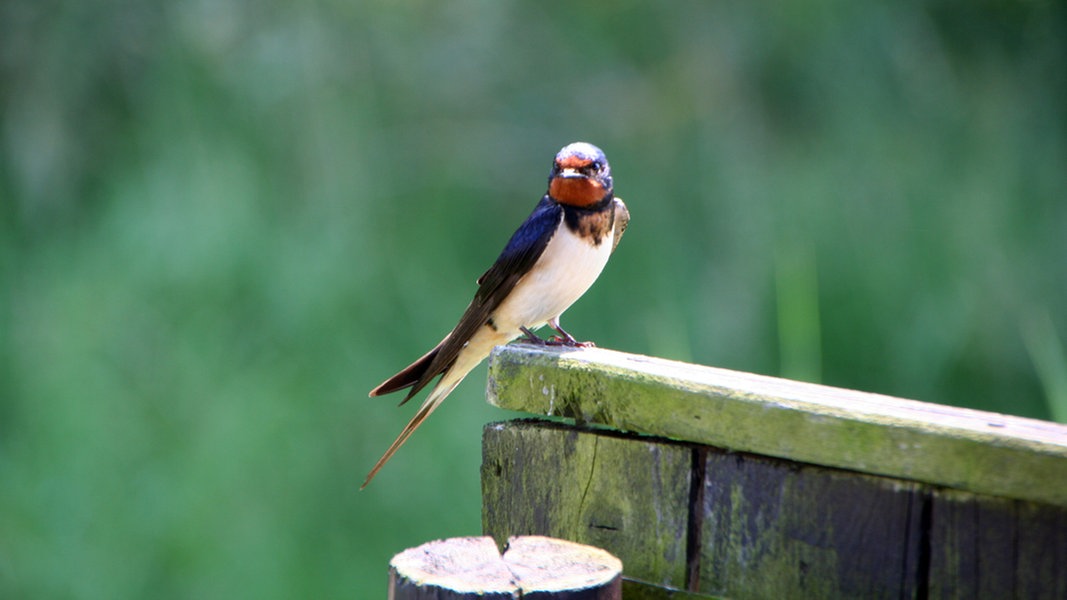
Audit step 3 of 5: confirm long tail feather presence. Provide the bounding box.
[362,319,513,488]
[360,337,495,488]
[360,376,461,489]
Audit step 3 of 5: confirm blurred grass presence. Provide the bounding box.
[2,1,1066,598]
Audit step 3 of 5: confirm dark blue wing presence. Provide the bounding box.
[476,195,561,291]
[388,196,562,404]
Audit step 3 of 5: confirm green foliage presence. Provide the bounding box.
[2,1,1065,597]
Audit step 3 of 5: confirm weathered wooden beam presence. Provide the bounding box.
[483,346,1067,598]
[486,344,1067,507]
[388,535,622,599]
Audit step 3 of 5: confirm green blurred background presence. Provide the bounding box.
[2,1,1065,597]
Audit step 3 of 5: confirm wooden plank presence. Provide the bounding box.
[697,449,924,599]
[482,420,694,590]
[927,489,1067,599]
[486,344,1067,507]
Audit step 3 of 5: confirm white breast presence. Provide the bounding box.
[491,223,614,333]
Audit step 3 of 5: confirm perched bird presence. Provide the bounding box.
[362,142,629,488]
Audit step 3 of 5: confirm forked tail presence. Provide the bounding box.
[370,343,444,406]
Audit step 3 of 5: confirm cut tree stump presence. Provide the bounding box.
[388,535,622,599]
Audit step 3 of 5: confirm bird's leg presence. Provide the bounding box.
[519,326,548,345]
[547,318,595,348]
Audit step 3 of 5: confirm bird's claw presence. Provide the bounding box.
[519,326,593,348]
[519,326,549,345]
[545,335,595,348]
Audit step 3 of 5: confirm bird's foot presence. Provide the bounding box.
[518,326,594,348]
[546,320,595,347]
[546,336,595,348]
[519,326,549,345]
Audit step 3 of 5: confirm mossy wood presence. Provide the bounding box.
[482,345,1067,599]
[486,345,1067,507]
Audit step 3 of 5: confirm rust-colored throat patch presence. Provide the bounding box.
[550,175,606,207]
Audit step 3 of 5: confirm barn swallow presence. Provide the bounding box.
[361,142,630,488]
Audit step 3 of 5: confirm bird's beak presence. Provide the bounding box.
[557,168,586,179]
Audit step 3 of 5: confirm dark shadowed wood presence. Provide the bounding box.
[927,489,1067,599]
[698,449,924,599]
[389,536,622,599]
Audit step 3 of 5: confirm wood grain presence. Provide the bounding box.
[482,420,693,590]
[697,449,924,599]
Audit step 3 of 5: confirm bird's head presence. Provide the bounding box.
[547,142,613,208]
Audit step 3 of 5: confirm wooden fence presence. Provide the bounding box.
[480,344,1067,599]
